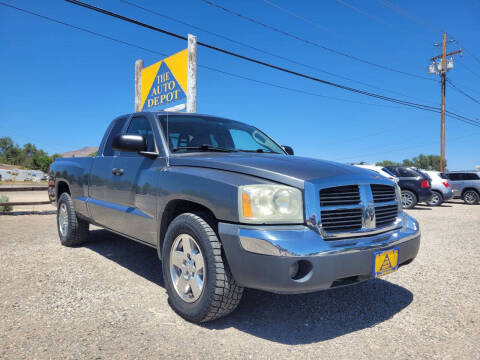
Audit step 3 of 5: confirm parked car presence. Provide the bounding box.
[49,112,420,323]
[423,170,454,206]
[445,171,480,204]
[354,164,399,183]
[385,166,433,209]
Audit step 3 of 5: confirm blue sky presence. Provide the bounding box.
[1,0,479,169]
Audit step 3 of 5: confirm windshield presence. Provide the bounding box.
[381,167,396,177]
[158,115,285,154]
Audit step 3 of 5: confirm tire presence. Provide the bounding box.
[162,212,244,323]
[463,190,480,205]
[401,190,417,209]
[428,191,443,206]
[57,192,89,246]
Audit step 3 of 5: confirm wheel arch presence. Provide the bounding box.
[157,199,218,260]
[56,180,71,202]
[461,187,479,197]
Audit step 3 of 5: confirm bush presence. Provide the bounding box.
[0,194,12,212]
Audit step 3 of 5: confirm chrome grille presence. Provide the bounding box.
[320,208,362,232]
[375,205,398,227]
[319,185,360,206]
[370,184,396,203]
[317,183,400,239]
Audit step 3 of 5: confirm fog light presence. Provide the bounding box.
[289,260,313,282]
[288,261,299,279]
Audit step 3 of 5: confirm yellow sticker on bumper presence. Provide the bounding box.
[373,247,399,278]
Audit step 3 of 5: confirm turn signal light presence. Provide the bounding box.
[421,180,429,188]
[442,181,450,188]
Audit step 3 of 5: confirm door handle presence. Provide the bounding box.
[112,168,124,176]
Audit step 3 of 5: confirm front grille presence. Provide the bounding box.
[320,185,360,206]
[321,208,362,232]
[370,184,396,203]
[375,205,398,227]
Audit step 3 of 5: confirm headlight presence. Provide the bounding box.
[238,184,303,224]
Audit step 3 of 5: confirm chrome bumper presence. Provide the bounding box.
[218,213,420,294]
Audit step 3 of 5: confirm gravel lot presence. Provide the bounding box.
[1,200,479,359]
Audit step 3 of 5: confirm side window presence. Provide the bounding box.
[103,117,127,156]
[397,168,411,177]
[229,129,272,152]
[447,173,460,181]
[125,117,155,154]
[465,173,480,180]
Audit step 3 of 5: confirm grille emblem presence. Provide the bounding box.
[363,202,376,229]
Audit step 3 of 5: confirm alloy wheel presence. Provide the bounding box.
[58,203,69,237]
[402,192,413,208]
[169,234,206,303]
[464,191,479,204]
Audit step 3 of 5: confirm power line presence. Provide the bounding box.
[62,0,480,127]
[261,0,422,67]
[119,0,429,102]
[456,58,480,79]
[376,0,441,34]
[2,1,479,129]
[336,131,480,162]
[376,0,480,68]
[446,79,480,105]
[334,0,431,44]
[0,1,402,110]
[199,0,435,81]
[65,0,449,110]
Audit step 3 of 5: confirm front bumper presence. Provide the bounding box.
[219,214,420,294]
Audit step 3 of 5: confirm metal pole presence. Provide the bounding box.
[135,59,144,112]
[187,34,197,113]
[440,33,446,172]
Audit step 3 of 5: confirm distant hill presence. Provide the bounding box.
[61,146,98,158]
[0,163,23,170]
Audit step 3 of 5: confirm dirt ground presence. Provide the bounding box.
[0,200,479,359]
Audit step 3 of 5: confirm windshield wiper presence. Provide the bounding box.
[173,144,237,153]
[237,149,280,154]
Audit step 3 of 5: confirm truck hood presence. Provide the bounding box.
[169,153,386,188]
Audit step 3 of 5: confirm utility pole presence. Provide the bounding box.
[428,33,461,172]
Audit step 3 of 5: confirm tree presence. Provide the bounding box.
[376,160,400,166]
[0,137,62,173]
[377,154,445,171]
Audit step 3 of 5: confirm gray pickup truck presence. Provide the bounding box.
[50,112,420,323]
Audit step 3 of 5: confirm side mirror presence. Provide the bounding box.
[282,145,294,155]
[112,134,147,152]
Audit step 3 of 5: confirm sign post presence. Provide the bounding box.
[134,34,197,113]
[134,59,144,112]
[187,34,197,113]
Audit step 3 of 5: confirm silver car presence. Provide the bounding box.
[424,170,454,206]
[446,171,480,205]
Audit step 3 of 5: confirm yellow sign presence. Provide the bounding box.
[373,248,399,278]
[141,49,187,111]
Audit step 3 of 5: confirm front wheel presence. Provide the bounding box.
[463,190,479,205]
[428,191,443,206]
[401,190,417,209]
[162,213,244,323]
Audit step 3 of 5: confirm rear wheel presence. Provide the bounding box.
[428,191,443,206]
[57,192,89,246]
[401,190,417,209]
[463,190,479,205]
[162,212,243,323]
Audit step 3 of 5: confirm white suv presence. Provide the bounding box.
[354,164,399,183]
[423,170,454,206]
